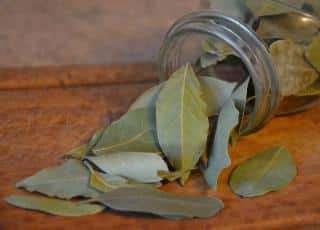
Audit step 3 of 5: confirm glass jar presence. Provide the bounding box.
[158,0,320,135]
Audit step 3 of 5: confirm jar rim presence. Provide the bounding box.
[158,10,281,134]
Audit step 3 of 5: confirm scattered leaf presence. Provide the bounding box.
[94,187,223,219]
[306,33,320,72]
[93,108,160,154]
[5,195,104,217]
[156,64,209,182]
[16,159,99,199]
[200,76,237,116]
[269,39,318,96]
[229,146,297,197]
[86,152,169,183]
[204,99,239,189]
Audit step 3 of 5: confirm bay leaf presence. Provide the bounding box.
[92,108,160,154]
[94,187,224,219]
[66,144,89,160]
[245,0,304,16]
[16,159,99,199]
[200,53,220,69]
[296,78,320,96]
[232,78,250,133]
[66,128,104,160]
[229,146,297,197]
[157,169,195,182]
[84,162,116,193]
[156,64,209,181]
[86,152,169,183]
[257,13,319,42]
[269,39,318,96]
[204,99,239,189]
[129,84,162,111]
[5,195,104,217]
[200,76,237,116]
[306,33,320,72]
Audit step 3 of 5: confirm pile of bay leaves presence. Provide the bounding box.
[5,63,297,219]
[242,0,320,97]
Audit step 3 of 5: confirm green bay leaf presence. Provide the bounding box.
[270,39,318,96]
[204,99,239,190]
[229,146,297,197]
[200,76,237,116]
[306,33,320,72]
[86,152,169,183]
[156,64,209,181]
[5,195,104,217]
[16,159,99,199]
[92,108,160,154]
[95,187,223,219]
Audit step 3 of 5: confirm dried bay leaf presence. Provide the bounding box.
[257,13,319,42]
[94,187,224,219]
[67,128,104,159]
[229,146,297,197]
[232,78,250,134]
[270,39,318,96]
[129,84,162,111]
[93,108,160,155]
[66,144,89,160]
[156,64,209,181]
[16,159,99,199]
[200,76,237,116]
[84,162,116,193]
[296,78,320,96]
[306,33,320,72]
[5,195,104,217]
[204,99,239,189]
[245,0,303,16]
[86,152,169,183]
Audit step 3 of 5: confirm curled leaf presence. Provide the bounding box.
[204,99,239,190]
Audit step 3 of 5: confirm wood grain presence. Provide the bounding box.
[0,65,320,230]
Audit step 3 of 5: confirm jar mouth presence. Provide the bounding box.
[158,10,281,135]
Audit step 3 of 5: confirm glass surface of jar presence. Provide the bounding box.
[158,0,320,134]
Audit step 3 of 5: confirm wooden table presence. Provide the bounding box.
[0,64,320,229]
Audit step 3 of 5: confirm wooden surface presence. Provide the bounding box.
[1,64,320,230]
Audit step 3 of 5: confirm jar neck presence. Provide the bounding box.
[158,10,281,134]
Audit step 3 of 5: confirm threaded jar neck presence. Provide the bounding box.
[158,10,281,134]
